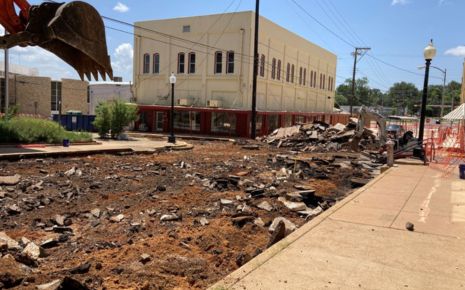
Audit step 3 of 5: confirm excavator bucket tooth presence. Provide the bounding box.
[26,1,113,81]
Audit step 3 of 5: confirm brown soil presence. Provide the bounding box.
[0,141,368,289]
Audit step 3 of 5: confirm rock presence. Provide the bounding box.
[269,217,296,235]
[156,185,166,192]
[232,216,255,227]
[140,254,151,264]
[256,201,273,212]
[64,167,76,177]
[0,232,21,250]
[242,144,260,150]
[253,217,265,227]
[40,238,59,249]
[286,192,304,202]
[277,197,307,212]
[267,220,286,248]
[160,214,180,222]
[220,199,235,206]
[0,175,21,186]
[22,242,43,260]
[405,222,415,231]
[54,215,66,226]
[6,204,21,215]
[350,178,370,188]
[90,208,101,218]
[110,214,125,223]
[69,262,91,274]
[235,252,251,267]
[199,217,209,226]
[37,277,89,290]
[37,279,62,290]
[298,206,323,219]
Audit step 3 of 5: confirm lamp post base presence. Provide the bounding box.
[168,135,176,144]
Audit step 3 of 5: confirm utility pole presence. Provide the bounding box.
[350,47,370,115]
[440,68,446,118]
[251,0,259,139]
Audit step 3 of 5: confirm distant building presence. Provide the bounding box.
[0,73,88,116]
[133,11,345,137]
[88,82,133,114]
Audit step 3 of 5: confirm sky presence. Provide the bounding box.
[0,0,464,92]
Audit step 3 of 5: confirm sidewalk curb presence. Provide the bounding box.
[209,166,394,290]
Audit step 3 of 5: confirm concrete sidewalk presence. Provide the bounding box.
[212,165,465,290]
[0,137,191,159]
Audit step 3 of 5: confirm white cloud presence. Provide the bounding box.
[9,46,75,79]
[0,25,4,35]
[113,2,129,13]
[445,46,465,57]
[391,0,409,5]
[111,43,133,79]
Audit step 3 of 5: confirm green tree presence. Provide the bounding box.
[336,77,386,107]
[386,82,419,115]
[93,101,137,138]
[93,102,112,138]
[110,100,137,138]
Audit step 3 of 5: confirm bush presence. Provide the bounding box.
[0,117,92,144]
[93,100,137,139]
[93,102,112,138]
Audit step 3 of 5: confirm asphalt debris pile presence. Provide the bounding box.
[0,140,381,289]
[261,119,381,152]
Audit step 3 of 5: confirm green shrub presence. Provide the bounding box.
[93,100,137,139]
[0,117,92,144]
[93,102,112,138]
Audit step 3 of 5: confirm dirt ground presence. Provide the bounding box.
[0,140,377,289]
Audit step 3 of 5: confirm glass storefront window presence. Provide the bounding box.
[174,111,200,131]
[211,112,237,134]
[284,115,292,127]
[295,115,305,124]
[268,115,280,133]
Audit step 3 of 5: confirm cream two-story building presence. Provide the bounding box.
[133,11,343,136]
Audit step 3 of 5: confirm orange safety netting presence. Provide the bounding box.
[428,122,465,177]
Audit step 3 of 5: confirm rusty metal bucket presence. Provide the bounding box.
[22,1,113,81]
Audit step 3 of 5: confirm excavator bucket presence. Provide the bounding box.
[6,1,114,81]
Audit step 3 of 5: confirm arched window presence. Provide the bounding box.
[319,74,322,89]
[153,53,160,74]
[286,63,290,82]
[143,53,150,74]
[271,58,276,80]
[277,60,282,80]
[291,64,295,83]
[313,71,317,88]
[323,74,326,90]
[188,52,196,74]
[214,51,223,74]
[178,53,185,74]
[310,71,313,87]
[260,54,265,77]
[227,51,235,74]
[303,68,307,86]
[299,67,303,85]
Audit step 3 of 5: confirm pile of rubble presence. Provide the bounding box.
[261,120,380,152]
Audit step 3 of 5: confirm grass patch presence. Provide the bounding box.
[0,117,92,144]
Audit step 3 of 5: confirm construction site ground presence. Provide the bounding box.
[212,163,465,290]
[0,139,379,289]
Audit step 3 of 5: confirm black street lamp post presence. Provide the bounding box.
[414,40,437,161]
[168,73,177,144]
[418,40,437,143]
